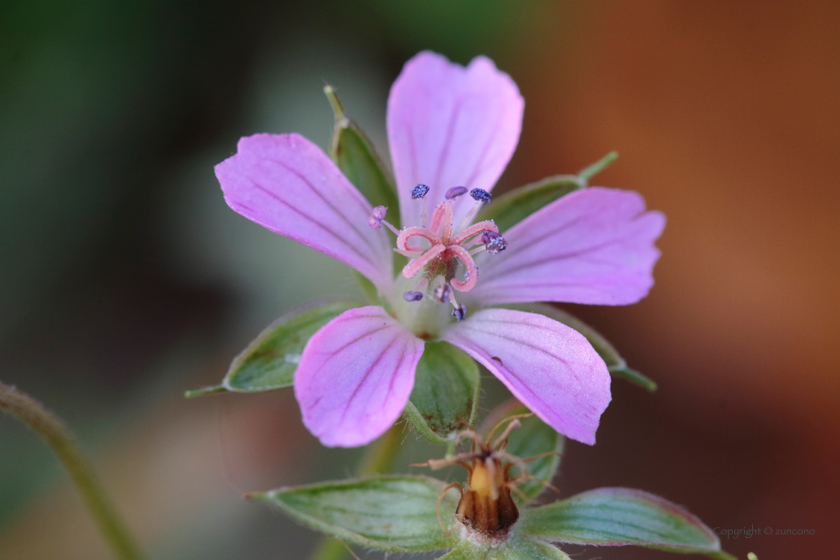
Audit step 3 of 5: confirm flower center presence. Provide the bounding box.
[368,184,506,322]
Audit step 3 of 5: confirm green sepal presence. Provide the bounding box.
[610,367,657,392]
[475,175,583,233]
[480,401,564,501]
[403,341,480,445]
[578,151,618,183]
[352,271,381,304]
[475,151,619,234]
[501,303,656,392]
[519,487,732,558]
[184,300,361,397]
[184,385,226,399]
[325,85,400,229]
[250,475,460,552]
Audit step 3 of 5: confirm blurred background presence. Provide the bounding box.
[1,1,837,558]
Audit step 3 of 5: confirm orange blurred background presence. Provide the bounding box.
[1,1,836,558]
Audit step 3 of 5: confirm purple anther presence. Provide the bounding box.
[403,291,423,302]
[411,184,430,199]
[445,186,468,199]
[469,188,491,203]
[452,303,467,322]
[481,231,501,244]
[368,205,388,229]
[482,231,507,254]
[433,283,452,303]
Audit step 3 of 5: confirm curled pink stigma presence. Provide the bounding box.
[382,186,508,319]
[402,244,446,278]
[451,220,498,246]
[396,226,440,253]
[446,245,478,292]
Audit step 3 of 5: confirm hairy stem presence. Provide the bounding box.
[0,381,146,560]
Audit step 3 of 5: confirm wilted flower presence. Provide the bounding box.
[253,414,733,560]
[215,51,664,447]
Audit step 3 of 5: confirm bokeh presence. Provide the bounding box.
[1,1,837,558]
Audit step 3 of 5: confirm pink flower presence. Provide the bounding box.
[215,52,665,448]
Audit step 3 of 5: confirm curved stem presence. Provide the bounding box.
[0,381,146,560]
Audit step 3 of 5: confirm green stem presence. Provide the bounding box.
[307,538,352,560]
[355,421,404,476]
[307,422,405,560]
[0,381,146,560]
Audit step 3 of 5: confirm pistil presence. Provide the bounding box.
[369,184,509,323]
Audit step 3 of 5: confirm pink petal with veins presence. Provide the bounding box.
[216,133,393,291]
[442,308,610,445]
[294,306,424,447]
[387,51,524,229]
[471,188,666,306]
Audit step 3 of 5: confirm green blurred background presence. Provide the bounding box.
[1,1,838,558]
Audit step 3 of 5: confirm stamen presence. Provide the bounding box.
[447,245,478,292]
[452,303,467,322]
[433,281,452,303]
[445,186,468,199]
[469,188,491,203]
[458,189,493,232]
[414,276,430,292]
[481,231,507,254]
[368,206,400,235]
[411,184,430,199]
[367,206,387,228]
[411,183,430,227]
[403,291,423,302]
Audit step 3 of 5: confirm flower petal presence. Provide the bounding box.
[294,306,425,447]
[441,308,610,445]
[216,133,393,290]
[470,188,665,306]
[387,51,524,228]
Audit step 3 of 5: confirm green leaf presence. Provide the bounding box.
[325,85,400,229]
[403,341,480,445]
[251,475,460,552]
[480,401,564,501]
[439,536,571,560]
[492,537,572,560]
[224,300,360,393]
[501,303,656,392]
[519,487,729,557]
[475,175,583,233]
